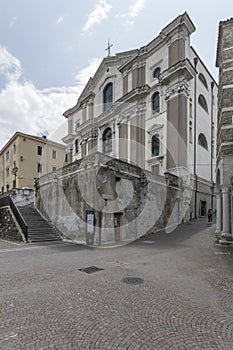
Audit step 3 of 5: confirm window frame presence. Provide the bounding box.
[103,83,113,111]
[6,151,10,161]
[198,133,208,150]
[75,139,79,154]
[37,163,43,173]
[151,92,160,114]
[52,150,57,159]
[103,127,113,154]
[198,73,208,90]
[198,94,208,113]
[153,67,161,79]
[151,134,160,157]
[37,145,43,156]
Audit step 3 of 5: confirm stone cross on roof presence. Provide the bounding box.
[105,38,113,56]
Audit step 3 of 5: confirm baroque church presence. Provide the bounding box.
[36,13,218,245]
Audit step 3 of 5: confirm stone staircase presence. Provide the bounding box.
[18,205,62,243]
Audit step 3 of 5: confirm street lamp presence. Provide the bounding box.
[12,165,18,188]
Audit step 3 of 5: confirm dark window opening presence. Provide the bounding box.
[153,67,161,79]
[103,127,112,153]
[198,73,208,90]
[75,139,79,154]
[198,94,208,113]
[103,83,113,111]
[151,134,160,156]
[198,133,208,150]
[37,145,43,156]
[152,92,160,114]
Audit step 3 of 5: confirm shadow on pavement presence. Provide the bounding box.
[133,218,215,248]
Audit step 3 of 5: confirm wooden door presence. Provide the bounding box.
[114,213,122,241]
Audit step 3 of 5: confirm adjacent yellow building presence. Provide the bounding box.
[0,132,67,193]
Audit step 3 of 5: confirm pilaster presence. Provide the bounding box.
[221,186,232,240]
[215,191,222,238]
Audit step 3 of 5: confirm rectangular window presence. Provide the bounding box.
[6,167,9,177]
[189,121,193,144]
[37,163,42,173]
[6,151,9,161]
[52,166,56,172]
[52,150,57,159]
[13,144,16,154]
[189,102,192,118]
[37,145,43,156]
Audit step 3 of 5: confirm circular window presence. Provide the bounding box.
[153,67,161,79]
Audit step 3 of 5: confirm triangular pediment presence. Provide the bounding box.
[147,124,164,133]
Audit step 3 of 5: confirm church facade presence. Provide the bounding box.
[215,18,233,243]
[63,12,217,219]
[36,13,218,246]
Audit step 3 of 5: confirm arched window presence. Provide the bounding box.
[198,94,208,113]
[153,67,161,79]
[103,127,112,153]
[198,73,208,90]
[75,139,79,153]
[103,83,113,111]
[151,134,160,156]
[198,133,208,150]
[152,92,160,114]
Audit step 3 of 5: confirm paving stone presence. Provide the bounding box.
[0,220,232,349]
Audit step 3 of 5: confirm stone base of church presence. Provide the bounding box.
[36,152,192,246]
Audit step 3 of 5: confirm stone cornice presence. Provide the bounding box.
[164,81,190,100]
[160,58,195,85]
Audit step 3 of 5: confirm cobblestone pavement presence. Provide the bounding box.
[0,219,233,349]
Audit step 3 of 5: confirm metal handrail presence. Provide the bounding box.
[0,195,28,242]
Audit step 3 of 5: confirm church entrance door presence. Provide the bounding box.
[114,213,122,241]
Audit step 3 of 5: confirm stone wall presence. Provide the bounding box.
[36,152,187,246]
[0,207,24,242]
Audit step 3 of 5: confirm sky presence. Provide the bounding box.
[0,0,232,149]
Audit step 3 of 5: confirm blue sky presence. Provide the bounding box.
[0,0,232,148]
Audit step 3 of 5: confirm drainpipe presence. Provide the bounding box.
[194,57,198,218]
[210,81,214,210]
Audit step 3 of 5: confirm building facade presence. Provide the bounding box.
[0,132,67,194]
[215,18,233,242]
[63,12,218,219]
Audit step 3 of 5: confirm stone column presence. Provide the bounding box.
[221,187,231,240]
[215,191,222,238]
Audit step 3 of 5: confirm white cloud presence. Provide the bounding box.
[81,0,112,35]
[0,46,21,81]
[0,47,100,149]
[57,16,64,24]
[57,14,68,24]
[117,0,146,26]
[9,16,17,28]
[74,58,102,85]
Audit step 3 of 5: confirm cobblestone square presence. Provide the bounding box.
[0,219,233,349]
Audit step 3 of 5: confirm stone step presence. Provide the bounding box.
[18,206,62,243]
